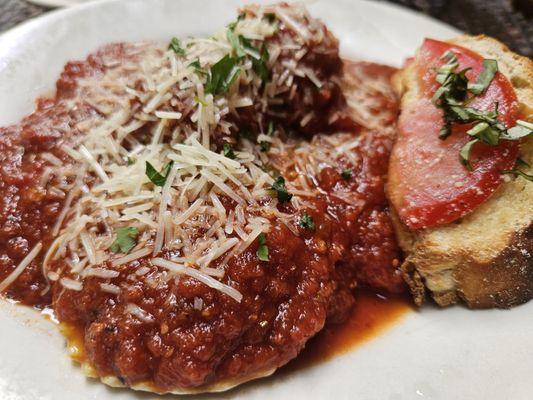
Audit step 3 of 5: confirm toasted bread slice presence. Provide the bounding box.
[391,35,533,309]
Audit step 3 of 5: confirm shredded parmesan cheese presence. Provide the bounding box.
[0,243,43,293]
[37,3,334,300]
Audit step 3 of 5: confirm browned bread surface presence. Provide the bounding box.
[390,35,533,309]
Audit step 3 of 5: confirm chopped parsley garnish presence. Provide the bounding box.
[256,233,269,261]
[110,227,139,254]
[341,169,352,180]
[168,37,186,56]
[252,43,270,82]
[205,54,241,95]
[223,142,236,159]
[226,21,269,82]
[127,156,136,165]
[300,212,315,231]
[502,158,533,182]
[433,51,533,170]
[270,176,293,203]
[226,28,246,58]
[189,59,206,75]
[145,161,174,186]
[259,121,274,152]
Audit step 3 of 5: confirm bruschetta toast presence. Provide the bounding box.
[389,35,533,308]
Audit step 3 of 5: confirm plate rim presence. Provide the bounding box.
[0,0,461,44]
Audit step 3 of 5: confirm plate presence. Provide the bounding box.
[0,1,532,399]
[26,0,87,8]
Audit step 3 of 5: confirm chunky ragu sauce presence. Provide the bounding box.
[0,35,406,392]
[59,290,410,384]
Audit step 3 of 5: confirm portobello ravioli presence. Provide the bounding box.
[0,3,404,394]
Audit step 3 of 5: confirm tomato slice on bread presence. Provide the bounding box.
[388,39,520,230]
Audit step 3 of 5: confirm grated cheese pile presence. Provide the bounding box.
[25,3,336,303]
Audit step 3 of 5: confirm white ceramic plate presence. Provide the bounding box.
[1,1,531,399]
[26,0,87,8]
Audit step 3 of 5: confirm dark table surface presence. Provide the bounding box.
[0,0,532,57]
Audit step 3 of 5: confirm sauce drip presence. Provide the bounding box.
[281,290,411,373]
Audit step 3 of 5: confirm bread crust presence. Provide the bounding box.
[391,35,533,309]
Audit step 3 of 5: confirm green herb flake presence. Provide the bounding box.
[239,36,261,60]
[504,120,533,140]
[252,44,270,82]
[468,59,498,95]
[205,55,241,95]
[256,233,269,261]
[341,169,352,180]
[433,50,532,171]
[259,141,271,152]
[189,59,206,75]
[145,161,174,187]
[502,168,533,182]
[267,120,274,135]
[459,139,478,171]
[223,143,236,159]
[168,37,186,56]
[127,156,136,165]
[194,96,208,106]
[299,212,315,231]
[227,29,246,58]
[270,176,293,203]
[501,157,533,182]
[466,122,499,145]
[264,12,277,23]
[516,158,531,169]
[110,227,139,254]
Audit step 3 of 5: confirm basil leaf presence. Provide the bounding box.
[270,176,292,203]
[194,96,208,106]
[256,233,269,261]
[341,169,352,180]
[189,59,206,75]
[252,43,269,81]
[468,59,498,95]
[436,51,459,84]
[264,12,277,22]
[516,158,531,169]
[459,139,478,171]
[146,161,174,187]
[467,122,499,145]
[239,36,261,60]
[259,141,271,152]
[227,29,246,58]
[223,143,236,159]
[438,119,452,140]
[168,37,186,56]
[433,50,528,171]
[299,212,315,231]
[267,120,274,135]
[205,55,241,95]
[502,168,533,182]
[503,120,533,140]
[110,227,139,254]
